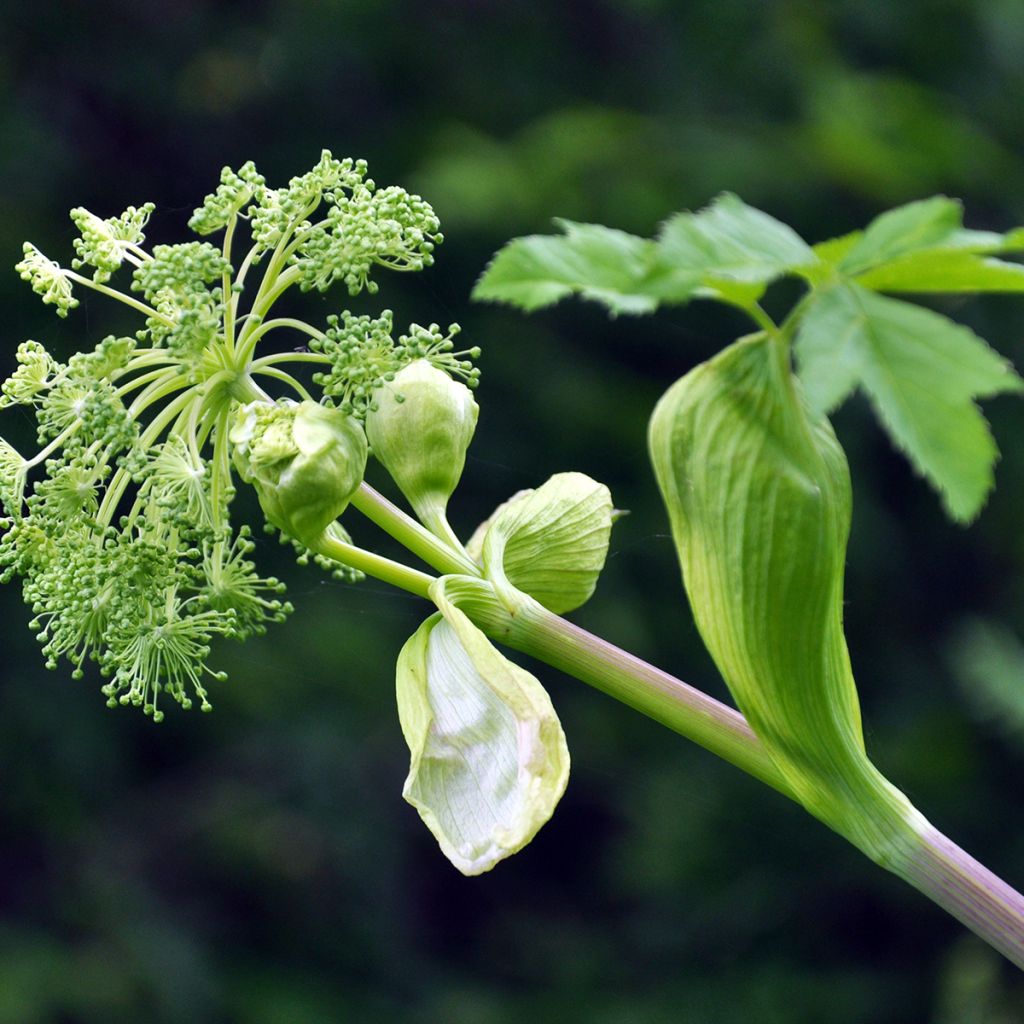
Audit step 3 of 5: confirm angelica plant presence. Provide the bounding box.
[6,159,1024,971]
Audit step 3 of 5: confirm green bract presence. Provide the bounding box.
[396,582,570,875]
[230,400,368,544]
[468,472,615,614]
[365,359,478,535]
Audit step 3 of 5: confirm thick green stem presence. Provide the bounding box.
[475,593,794,799]
[485,597,1024,967]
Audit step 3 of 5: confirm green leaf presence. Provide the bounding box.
[855,250,1024,293]
[473,195,818,315]
[812,230,862,266]
[472,219,658,314]
[395,592,570,876]
[837,196,965,274]
[649,193,816,296]
[795,283,1023,521]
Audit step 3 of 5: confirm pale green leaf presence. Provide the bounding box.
[472,220,658,314]
[838,196,964,274]
[652,193,816,291]
[795,283,1023,521]
[855,250,1024,293]
[395,597,570,876]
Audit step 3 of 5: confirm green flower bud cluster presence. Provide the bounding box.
[3,152,464,719]
[294,182,442,295]
[187,161,265,236]
[16,243,78,317]
[6,152,624,884]
[230,400,368,545]
[310,312,479,421]
[0,341,59,409]
[70,203,155,283]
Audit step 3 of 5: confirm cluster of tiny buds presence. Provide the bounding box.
[2,152,476,720]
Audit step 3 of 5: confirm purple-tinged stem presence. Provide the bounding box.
[899,824,1024,970]
[476,597,1024,970]
[321,495,1024,969]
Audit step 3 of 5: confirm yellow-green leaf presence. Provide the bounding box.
[472,220,658,315]
[653,192,817,288]
[855,250,1024,293]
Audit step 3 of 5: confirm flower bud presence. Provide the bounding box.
[364,360,478,528]
[230,400,367,544]
[468,472,615,614]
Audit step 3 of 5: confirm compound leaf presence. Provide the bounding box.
[795,283,1023,521]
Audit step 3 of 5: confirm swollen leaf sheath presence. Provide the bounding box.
[649,333,917,860]
[396,594,570,875]
[469,472,614,615]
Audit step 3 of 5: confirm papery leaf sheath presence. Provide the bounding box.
[396,596,570,875]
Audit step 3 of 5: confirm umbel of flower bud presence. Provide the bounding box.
[396,579,570,875]
[230,400,367,544]
[365,360,478,532]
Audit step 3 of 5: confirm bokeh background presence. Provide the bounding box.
[3,1,1024,1021]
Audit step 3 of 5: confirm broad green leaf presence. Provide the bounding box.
[838,196,964,274]
[813,198,1024,293]
[468,472,614,615]
[795,283,1023,521]
[651,193,816,293]
[472,219,658,314]
[811,212,1024,287]
[855,250,1024,293]
[395,595,570,876]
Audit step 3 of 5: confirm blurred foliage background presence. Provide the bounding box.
[3,1,1024,1020]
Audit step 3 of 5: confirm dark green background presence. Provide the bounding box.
[2,1,1024,1020]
